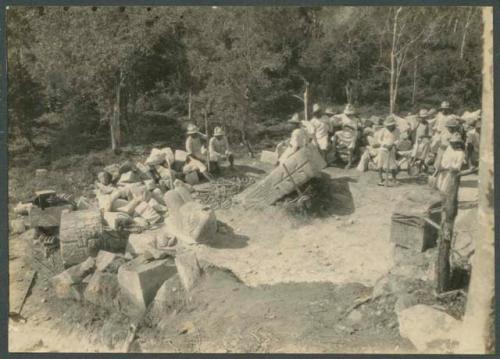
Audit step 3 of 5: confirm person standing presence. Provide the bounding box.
[377,116,401,186]
[434,132,466,193]
[409,109,432,169]
[209,126,234,173]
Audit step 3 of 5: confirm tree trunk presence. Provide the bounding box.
[389,8,402,114]
[459,7,494,353]
[188,90,192,122]
[411,60,418,106]
[460,8,474,59]
[110,70,123,153]
[304,82,309,122]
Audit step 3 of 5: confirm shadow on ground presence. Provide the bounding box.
[205,222,250,249]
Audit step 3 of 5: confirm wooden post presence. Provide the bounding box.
[111,70,123,154]
[204,109,210,173]
[188,90,192,122]
[304,82,309,122]
[459,7,494,353]
[435,171,459,293]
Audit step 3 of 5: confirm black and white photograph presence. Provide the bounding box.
[5,4,495,354]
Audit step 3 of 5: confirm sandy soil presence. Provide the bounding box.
[8,159,477,353]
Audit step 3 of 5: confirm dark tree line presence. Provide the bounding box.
[7,6,482,158]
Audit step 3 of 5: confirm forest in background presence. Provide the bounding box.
[7,6,482,161]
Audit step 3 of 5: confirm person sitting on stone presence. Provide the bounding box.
[95,171,114,194]
[209,126,234,173]
[431,116,462,174]
[331,122,358,169]
[305,104,331,159]
[278,113,309,164]
[356,116,384,172]
[183,123,212,181]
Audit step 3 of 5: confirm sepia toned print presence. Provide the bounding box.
[6,5,494,354]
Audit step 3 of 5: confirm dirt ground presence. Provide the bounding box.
[8,155,477,353]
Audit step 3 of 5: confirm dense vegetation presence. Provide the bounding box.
[7,6,482,160]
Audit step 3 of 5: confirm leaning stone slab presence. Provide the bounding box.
[95,250,127,273]
[117,258,177,312]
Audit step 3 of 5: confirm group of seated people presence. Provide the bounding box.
[278,101,481,188]
[182,124,234,181]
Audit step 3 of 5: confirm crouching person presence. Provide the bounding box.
[183,123,212,182]
[209,126,234,173]
[278,113,308,164]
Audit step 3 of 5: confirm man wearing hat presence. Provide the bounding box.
[278,113,309,164]
[433,132,466,193]
[409,109,432,169]
[209,126,234,173]
[356,116,384,172]
[183,123,212,181]
[432,115,461,172]
[340,103,361,130]
[377,115,401,186]
[431,100,455,136]
[308,103,331,158]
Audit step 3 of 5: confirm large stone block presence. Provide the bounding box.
[103,211,132,231]
[95,250,127,273]
[167,201,217,244]
[126,226,165,256]
[10,218,26,234]
[134,201,162,224]
[175,251,202,291]
[59,209,103,266]
[84,272,120,310]
[51,257,96,300]
[117,258,177,312]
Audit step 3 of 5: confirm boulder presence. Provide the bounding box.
[148,198,167,213]
[176,202,217,244]
[174,150,188,164]
[14,202,33,215]
[164,189,187,213]
[126,227,165,256]
[175,251,202,292]
[103,212,132,231]
[134,201,162,224]
[84,272,120,310]
[118,171,140,184]
[162,147,175,165]
[51,257,96,300]
[117,258,177,312]
[20,228,38,241]
[59,209,103,266]
[135,162,154,180]
[145,148,166,166]
[398,304,460,352]
[95,250,127,273]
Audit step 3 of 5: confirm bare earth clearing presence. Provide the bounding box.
[8,155,477,353]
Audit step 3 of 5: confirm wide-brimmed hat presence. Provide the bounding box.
[288,113,300,124]
[384,116,397,127]
[312,103,321,114]
[324,106,335,115]
[418,109,429,118]
[439,101,451,110]
[449,132,463,143]
[213,126,225,136]
[186,123,200,135]
[343,104,357,115]
[445,116,460,128]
